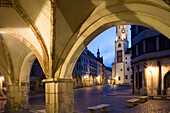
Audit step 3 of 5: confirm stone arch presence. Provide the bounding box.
[164,71,170,95]
[58,2,170,79]
[19,51,36,86]
[0,28,47,75]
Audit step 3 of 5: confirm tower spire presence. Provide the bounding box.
[97,47,100,58]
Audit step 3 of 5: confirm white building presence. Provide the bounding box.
[112,25,132,85]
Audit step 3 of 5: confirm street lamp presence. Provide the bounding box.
[0,75,4,96]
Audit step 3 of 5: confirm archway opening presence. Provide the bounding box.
[164,71,170,95]
[73,24,170,112]
[29,58,46,112]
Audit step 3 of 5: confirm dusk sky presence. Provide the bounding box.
[87,25,131,68]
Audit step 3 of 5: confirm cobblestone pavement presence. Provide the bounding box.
[1,85,170,113]
[74,85,170,113]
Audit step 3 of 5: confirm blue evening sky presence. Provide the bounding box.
[87,25,131,68]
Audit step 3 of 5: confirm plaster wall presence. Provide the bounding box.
[124,54,132,84]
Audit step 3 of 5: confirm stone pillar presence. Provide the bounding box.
[43,78,75,113]
[5,83,29,111]
[157,61,162,95]
[144,63,147,95]
[136,66,140,95]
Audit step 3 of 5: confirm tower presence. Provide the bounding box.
[114,25,129,84]
[97,48,100,58]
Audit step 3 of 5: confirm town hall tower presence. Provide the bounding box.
[112,25,132,85]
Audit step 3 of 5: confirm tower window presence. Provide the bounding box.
[119,77,121,80]
[117,50,122,63]
[127,67,129,71]
[126,62,127,64]
[119,36,120,39]
[125,75,128,79]
[118,43,121,47]
[121,69,122,71]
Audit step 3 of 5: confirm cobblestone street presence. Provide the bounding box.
[74,85,170,113]
[1,85,170,113]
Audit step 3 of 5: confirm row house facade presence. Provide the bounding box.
[72,48,112,88]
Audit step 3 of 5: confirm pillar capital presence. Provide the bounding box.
[42,78,76,83]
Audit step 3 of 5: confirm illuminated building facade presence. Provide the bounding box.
[104,66,112,84]
[72,48,110,87]
[131,25,170,96]
[112,25,132,85]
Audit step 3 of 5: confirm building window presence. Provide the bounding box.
[126,57,127,60]
[119,77,121,80]
[125,75,128,79]
[146,37,156,52]
[127,67,129,71]
[121,69,122,71]
[118,43,121,47]
[138,41,143,55]
[159,36,170,50]
[132,46,136,58]
[119,36,120,39]
[126,62,127,64]
[117,50,122,63]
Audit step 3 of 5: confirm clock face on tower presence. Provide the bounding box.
[121,29,126,33]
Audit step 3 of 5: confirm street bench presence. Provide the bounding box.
[138,96,149,102]
[87,104,110,113]
[157,95,170,99]
[126,99,140,107]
